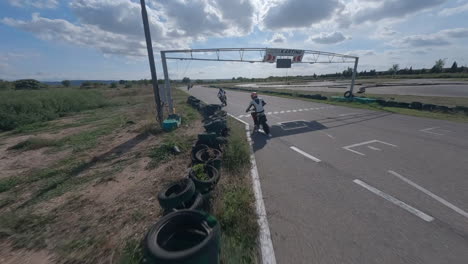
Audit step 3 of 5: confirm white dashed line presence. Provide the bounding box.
[290,146,321,162]
[238,106,335,118]
[339,113,357,117]
[388,170,468,219]
[353,179,434,222]
[322,132,335,139]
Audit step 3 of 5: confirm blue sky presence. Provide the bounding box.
[1,0,468,81]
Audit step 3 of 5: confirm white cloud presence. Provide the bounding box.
[2,0,258,57]
[263,0,342,29]
[352,0,448,24]
[347,50,376,57]
[439,2,468,16]
[393,28,468,47]
[210,0,256,34]
[8,0,59,9]
[308,31,347,44]
[268,33,286,43]
[2,13,150,57]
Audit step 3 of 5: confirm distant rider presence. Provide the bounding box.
[218,88,227,105]
[245,92,266,130]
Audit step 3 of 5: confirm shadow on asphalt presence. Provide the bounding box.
[252,120,327,151]
[251,112,391,152]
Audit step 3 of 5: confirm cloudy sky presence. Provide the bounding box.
[1,0,468,81]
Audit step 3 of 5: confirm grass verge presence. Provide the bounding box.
[213,117,258,264]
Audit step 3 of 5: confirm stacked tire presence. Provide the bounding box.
[144,96,229,264]
[144,210,220,264]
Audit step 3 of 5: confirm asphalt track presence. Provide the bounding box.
[186,86,468,264]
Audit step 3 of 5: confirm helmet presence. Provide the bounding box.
[251,92,257,99]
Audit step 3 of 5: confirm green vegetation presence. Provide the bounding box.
[0,80,14,90]
[147,133,195,169]
[223,118,250,173]
[14,79,45,90]
[192,163,209,181]
[218,186,257,264]
[118,239,144,264]
[0,88,107,131]
[215,117,257,264]
[61,80,71,87]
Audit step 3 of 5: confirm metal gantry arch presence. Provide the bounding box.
[160,48,359,114]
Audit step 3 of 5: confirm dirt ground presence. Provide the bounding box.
[0,86,202,263]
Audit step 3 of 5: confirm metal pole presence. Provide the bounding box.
[140,0,163,124]
[350,57,359,95]
[161,51,174,114]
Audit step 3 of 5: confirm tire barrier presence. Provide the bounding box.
[145,96,231,263]
[193,148,222,165]
[189,164,220,194]
[410,102,423,110]
[144,210,220,264]
[157,178,196,211]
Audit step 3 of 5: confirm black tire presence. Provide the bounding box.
[344,91,353,98]
[168,192,204,214]
[191,144,209,165]
[144,210,220,264]
[194,148,222,164]
[189,165,220,194]
[157,179,196,210]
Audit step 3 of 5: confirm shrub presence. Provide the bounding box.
[14,79,44,90]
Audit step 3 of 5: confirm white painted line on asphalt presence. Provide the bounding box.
[353,179,434,222]
[367,146,381,151]
[278,120,307,125]
[228,114,277,264]
[304,108,310,111]
[298,109,303,111]
[292,110,297,112]
[286,110,291,113]
[420,127,445,136]
[273,111,279,114]
[343,140,397,156]
[388,170,468,219]
[290,146,321,162]
[321,132,335,139]
[280,111,285,114]
[230,114,249,126]
[339,113,357,117]
[267,112,272,115]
